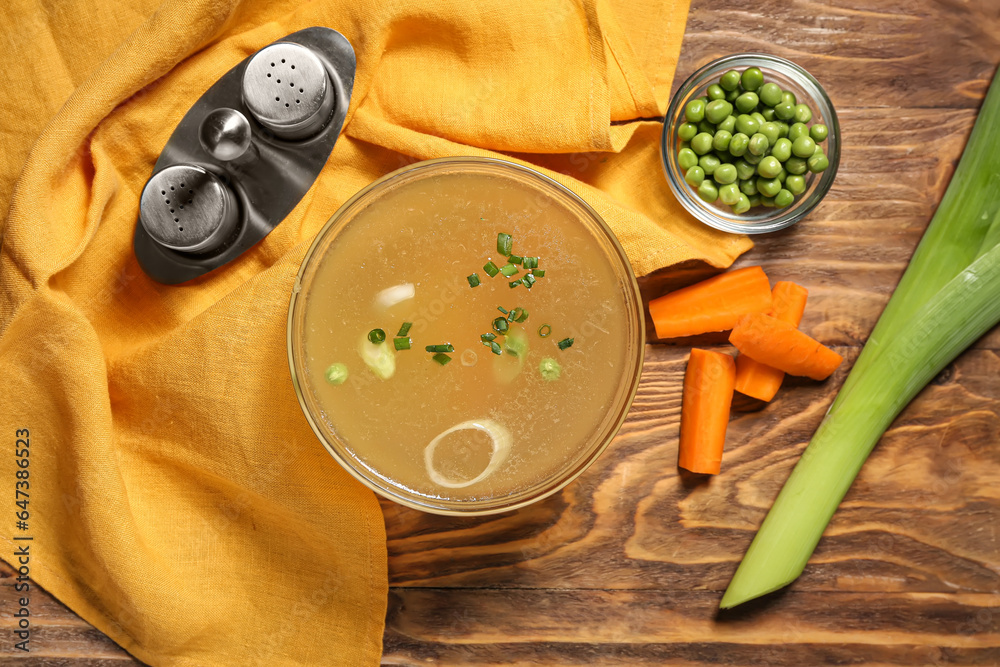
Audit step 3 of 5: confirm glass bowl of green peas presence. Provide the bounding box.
[661,53,840,234]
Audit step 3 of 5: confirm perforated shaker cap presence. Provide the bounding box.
[139,165,238,253]
[242,43,334,140]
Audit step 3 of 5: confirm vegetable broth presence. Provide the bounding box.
[300,169,633,501]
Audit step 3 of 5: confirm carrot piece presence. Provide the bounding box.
[734,282,809,401]
[730,313,843,381]
[679,348,736,475]
[649,266,772,339]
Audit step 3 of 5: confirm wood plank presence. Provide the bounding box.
[383,589,1000,666]
[674,0,1000,110]
[0,563,142,664]
[384,345,1000,594]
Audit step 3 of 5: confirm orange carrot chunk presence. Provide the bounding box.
[730,313,843,381]
[734,282,810,401]
[679,348,736,475]
[649,266,772,339]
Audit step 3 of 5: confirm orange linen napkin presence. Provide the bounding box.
[0,0,748,665]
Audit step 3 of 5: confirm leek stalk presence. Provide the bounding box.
[721,69,1000,608]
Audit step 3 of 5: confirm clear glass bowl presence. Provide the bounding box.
[661,53,840,234]
[287,157,645,515]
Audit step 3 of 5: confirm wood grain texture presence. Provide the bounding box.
[15,0,1000,665]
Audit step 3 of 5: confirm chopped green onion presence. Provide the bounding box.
[497,306,509,315]
[467,273,481,288]
[539,357,561,382]
[481,332,497,342]
[324,363,349,385]
[483,261,500,277]
[397,322,413,337]
[497,232,513,256]
[515,308,529,323]
[368,328,386,344]
[508,254,523,266]
[393,337,411,350]
[500,263,519,277]
[432,353,452,366]
[493,317,509,334]
[532,269,545,278]
[538,324,552,337]
[425,344,455,353]
[523,274,536,289]
[509,279,522,288]
[490,341,502,355]
[557,337,574,350]
[523,257,539,269]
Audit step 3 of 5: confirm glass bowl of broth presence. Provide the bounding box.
[287,157,644,515]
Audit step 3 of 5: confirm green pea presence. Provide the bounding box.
[775,121,790,138]
[747,193,762,207]
[785,156,808,175]
[684,165,705,186]
[735,114,759,136]
[748,133,770,157]
[792,135,817,158]
[714,149,733,163]
[757,176,782,197]
[725,87,740,103]
[699,154,721,175]
[761,107,777,122]
[717,115,737,134]
[685,98,706,123]
[719,183,741,206]
[691,132,714,155]
[782,91,797,106]
[741,67,764,91]
[812,142,824,157]
[719,69,742,91]
[731,193,751,214]
[776,168,788,184]
[697,179,719,203]
[698,119,716,134]
[808,151,830,173]
[712,130,733,152]
[757,156,782,179]
[774,188,795,208]
[785,174,807,195]
[734,158,756,181]
[787,122,809,142]
[750,112,766,127]
[707,84,726,101]
[758,82,783,107]
[735,92,759,113]
[774,101,795,120]
[770,137,792,162]
[810,123,829,142]
[678,147,699,170]
[793,104,813,124]
[759,121,780,145]
[761,195,776,207]
[743,151,762,165]
[728,133,750,157]
[705,100,734,124]
[714,163,738,184]
[677,122,698,141]
[739,177,758,196]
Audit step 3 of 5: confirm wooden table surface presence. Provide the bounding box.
[4,0,1000,664]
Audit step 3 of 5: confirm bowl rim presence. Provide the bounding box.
[286,155,646,515]
[661,52,840,234]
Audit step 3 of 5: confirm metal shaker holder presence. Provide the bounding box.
[134,27,356,284]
